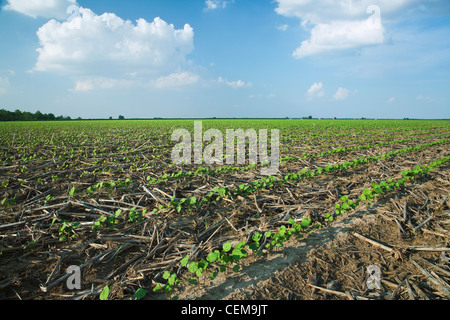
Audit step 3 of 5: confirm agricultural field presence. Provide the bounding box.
[0,119,449,300]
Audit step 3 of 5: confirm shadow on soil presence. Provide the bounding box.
[183,206,381,300]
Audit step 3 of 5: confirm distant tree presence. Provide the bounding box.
[0,109,10,121]
[23,112,32,121]
[14,109,24,121]
[308,115,312,119]
[118,115,125,120]
[109,116,113,120]
[0,108,75,121]
[35,110,45,121]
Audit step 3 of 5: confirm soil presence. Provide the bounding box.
[0,127,449,301]
[171,172,450,300]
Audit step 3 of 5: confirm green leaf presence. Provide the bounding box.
[132,288,148,300]
[100,285,110,300]
[207,251,219,263]
[69,186,76,196]
[235,241,246,249]
[153,283,162,292]
[50,217,57,228]
[252,232,262,242]
[222,242,232,252]
[198,260,209,270]
[301,218,312,227]
[210,271,218,280]
[163,285,172,293]
[163,270,171,280]
[180,254,189,267]
[232,265,240,272]
[188,261,198,274]
[168,274,177,286]
[232,248,246,261]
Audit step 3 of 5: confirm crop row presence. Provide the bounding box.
[281,133,449,162]
[19,137,446,224]
[2,121,448,167]
[3,135,445,215]
[12,144,450,299]
[65,137,449,213]
[147,153,450,299]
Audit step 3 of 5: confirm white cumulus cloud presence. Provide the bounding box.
[274,0,415,23]
[306,82,324,100]
[33,6,194,83]
[333,87,350,101]
[293,18,384,59]
[72,80,94,92]
[273,0,418,58]
[4,0,77,20]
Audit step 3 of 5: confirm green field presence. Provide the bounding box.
[1,119,449,300]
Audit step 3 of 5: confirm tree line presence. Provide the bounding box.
[0,109,72,122]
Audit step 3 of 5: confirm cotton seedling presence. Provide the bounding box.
[51,219,80,242]
[153,271,180,295]
[128,207,146,222]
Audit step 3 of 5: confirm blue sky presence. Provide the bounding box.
[0,0,449,119]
